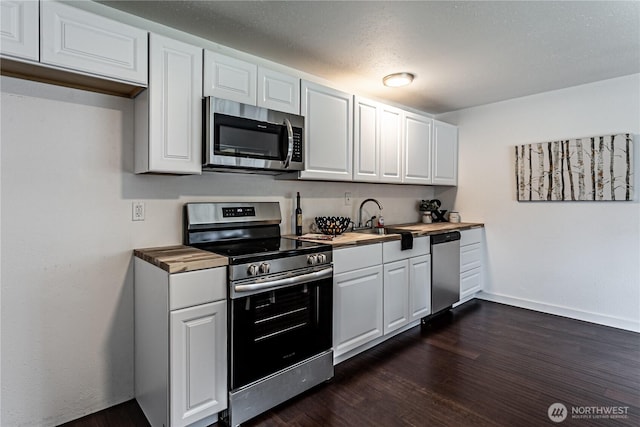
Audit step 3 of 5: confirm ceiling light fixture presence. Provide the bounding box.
[383,72,415,88]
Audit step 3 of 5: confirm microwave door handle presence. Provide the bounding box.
[283,118,294,168]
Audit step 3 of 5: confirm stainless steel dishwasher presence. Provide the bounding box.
[431,231,461,315]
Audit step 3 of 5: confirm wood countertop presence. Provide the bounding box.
[286,222,484,248]
[134,245,228,273]
[134,223,484,271]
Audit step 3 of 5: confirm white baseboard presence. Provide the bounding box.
[476,291,640,333]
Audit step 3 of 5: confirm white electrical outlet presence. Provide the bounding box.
[345,192,352,206]
[132,201,145,221]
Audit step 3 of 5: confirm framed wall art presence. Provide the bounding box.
[515,134,633,201]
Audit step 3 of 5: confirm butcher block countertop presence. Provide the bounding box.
[135,223,484,271]
[287,222,484,248]
[134,245,228,273]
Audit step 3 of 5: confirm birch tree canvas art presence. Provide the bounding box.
[515,134,633,201]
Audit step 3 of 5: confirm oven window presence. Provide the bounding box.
[231,279,332,389]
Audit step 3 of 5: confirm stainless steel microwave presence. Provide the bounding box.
[203,97,304,173]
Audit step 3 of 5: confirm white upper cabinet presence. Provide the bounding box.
[0,0,39,61]
[203,51,256,104]
[40,1,147,85]
[300,80,353,181]
[403,112,433,184]
[353,98,403,183]
[353,97,380,182]
[135,33,203,174]
[432,120,459,186]
[204,51,300,114]
[258,67,300,114]
[379,104,404,183]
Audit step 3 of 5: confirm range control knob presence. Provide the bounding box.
[316,253,327,264]
[259,262,271,274]
[247,264,259,276]
[307,254,318,265]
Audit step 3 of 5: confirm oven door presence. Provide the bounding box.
[230,273,333,390]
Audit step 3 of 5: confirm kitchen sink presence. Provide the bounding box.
[353,227,399,235]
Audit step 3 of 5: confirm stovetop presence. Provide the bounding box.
[195,237,331,265]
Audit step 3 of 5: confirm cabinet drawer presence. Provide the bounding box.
[170,267,226,310]
[460,228,483,246]
[460,267,482,296]
[460,242,481,273]
[383,236,429,263]
[40,1,148,85]
[333,243,382,274]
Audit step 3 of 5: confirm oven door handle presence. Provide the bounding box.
[234,267,333,293]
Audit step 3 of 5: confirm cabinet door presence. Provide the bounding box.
[170,300,227,427]
[258,67,300,114]
[40,1,147,84]
[137,34,202,174]
[334,265,383,357]
[353,97,379,182]
[460,267,482,299]
[203,51,257,104]
[403,112,433,184]
[379,105,404,183]
[300,80,353,181]
[460,243,481,274]
[383,260,410,334]
[409,255,431,321]
[0,0,38,61]
[432,120,458,185]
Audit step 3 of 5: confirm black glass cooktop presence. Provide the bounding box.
[196,237,330,264]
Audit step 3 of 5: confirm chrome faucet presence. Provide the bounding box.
[357,198,383,229]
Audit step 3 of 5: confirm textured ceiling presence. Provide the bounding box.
[99,0,640,114]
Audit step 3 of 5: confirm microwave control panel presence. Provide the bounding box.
[292,128,303,163]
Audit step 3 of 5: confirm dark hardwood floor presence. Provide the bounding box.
[60,300,640,426]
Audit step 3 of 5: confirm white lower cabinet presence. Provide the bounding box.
[333,244,383,359]
[334,265,384,356]
[135,259,227,427]
[382,237,431,335]
[409,255,432,321]
[383,260,410,334]
[334,237,431,363]
[459,228,484,301]
[170,301,227,427]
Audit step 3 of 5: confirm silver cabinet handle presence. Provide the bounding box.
[283,118,294,169]
[234,267,332,293]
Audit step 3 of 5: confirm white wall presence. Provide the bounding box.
[0,76,434,426]
[437,73,640,332]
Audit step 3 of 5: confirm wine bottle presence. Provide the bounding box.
[295,192,303,236]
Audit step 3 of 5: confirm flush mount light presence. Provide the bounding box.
[383,72,415,87]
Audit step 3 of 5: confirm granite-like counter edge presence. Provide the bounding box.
[134,245,228,273]
[285,222,484,248]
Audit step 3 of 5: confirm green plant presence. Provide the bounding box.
[419,199,439,212]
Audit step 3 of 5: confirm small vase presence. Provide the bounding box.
[422,212,432,223]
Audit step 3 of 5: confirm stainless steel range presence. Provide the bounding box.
[183,202,334,427]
